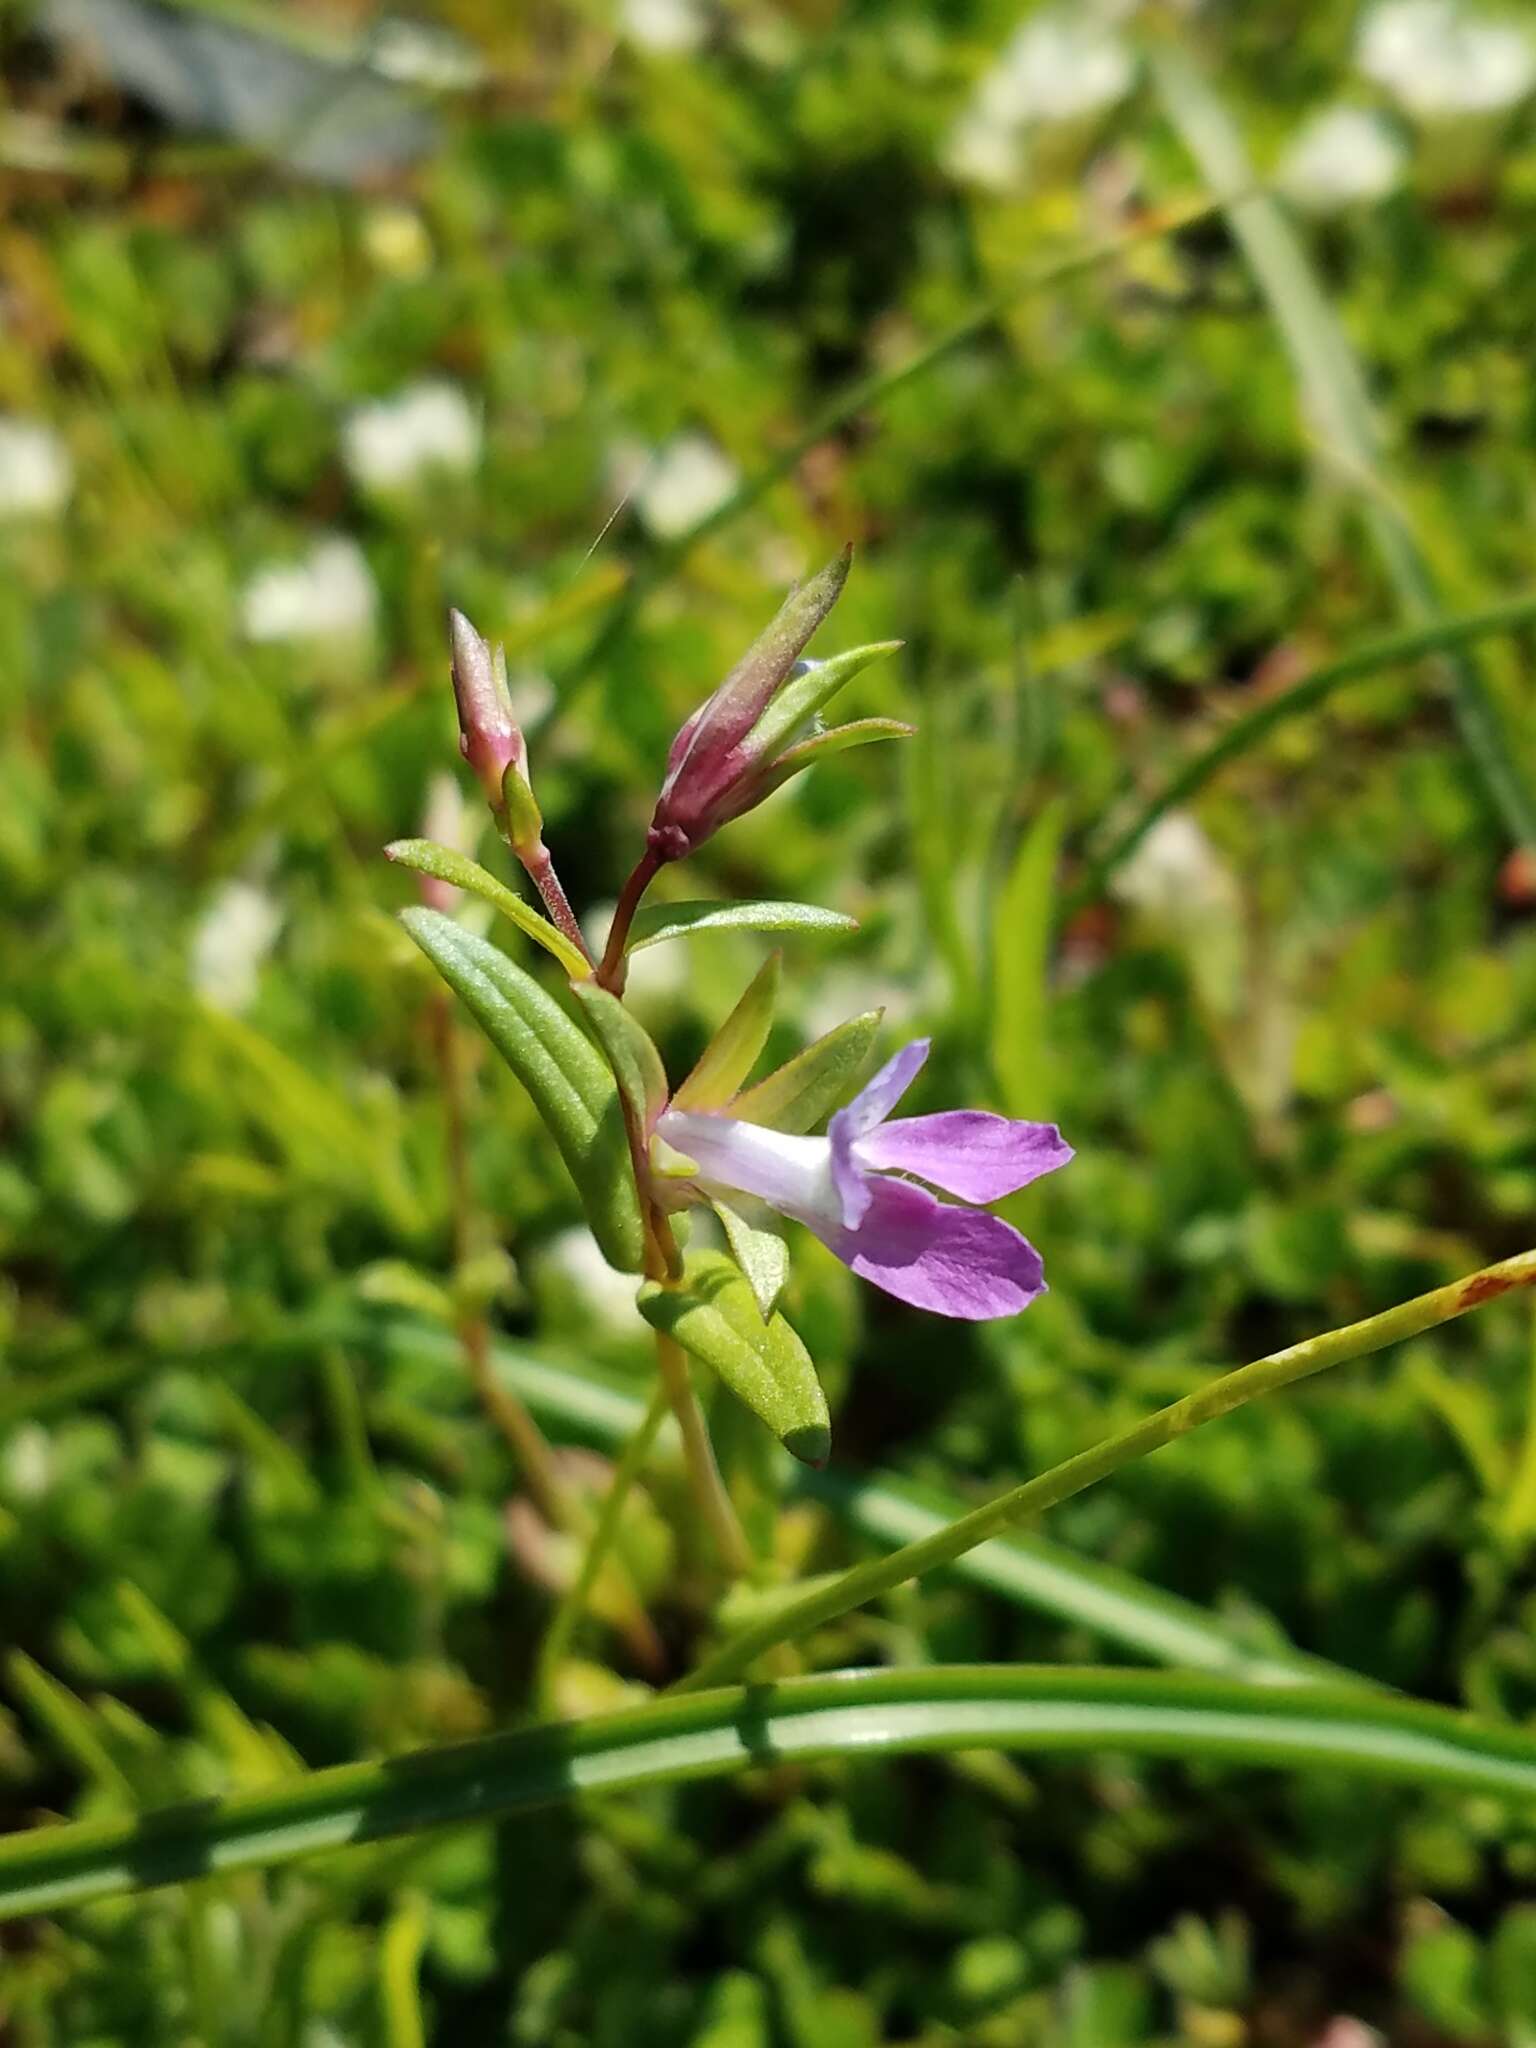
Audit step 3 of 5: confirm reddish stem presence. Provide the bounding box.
[596,846,662,992]
[519,845,594,969]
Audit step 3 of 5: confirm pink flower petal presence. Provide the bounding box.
[806,1175,1046,1320]
[856,1112,1073,1205]
[828,1037,933,1226]
[841,1037,931,1137]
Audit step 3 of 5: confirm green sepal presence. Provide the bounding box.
[637,1251,829,1467]
[764,716,915,786]
[627,900,857,953]
[730,1009,884,1134]
[399,908,645,1273]
[570,982,668,1134]
[500,762,545,856]
[708,1198,790,1322]
[691,548,851,751]
[672,953,780,1111]
[386,840,590,980]
[742,640,903,764]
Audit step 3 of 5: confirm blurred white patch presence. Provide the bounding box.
[240,535,377,644]
[620,0,705,54]
[1358,0,1536,118]
[342,381,480,494]
[365,17,484,90]
[192,880,283,1012]
[1280,104,1407,211]
[540,1227,642,1330]
[947,12,1135,188]
[0,416,73,520]
[1,1423,51,1502]
[1112,811,1234,919]
[632,432,738,540]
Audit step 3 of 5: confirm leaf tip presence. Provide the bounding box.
[784,1422,831,1469]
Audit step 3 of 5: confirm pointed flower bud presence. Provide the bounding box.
[449,608,527,817]
[646,548,908,861]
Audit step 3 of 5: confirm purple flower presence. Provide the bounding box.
[656,1039,1072,1320]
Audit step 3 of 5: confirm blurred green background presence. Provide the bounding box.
[7,0,1536,2040]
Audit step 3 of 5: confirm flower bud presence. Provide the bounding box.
[449,608,527,813]
[646,548,907,861]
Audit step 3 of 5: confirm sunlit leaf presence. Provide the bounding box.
[672,953,780,1111]
[708,1198,790,1321]
[571,981,669,1133]
[627,900,858,953]
[385,838,590,979]
[399,909,645,1272]
[637,1251,828,1466]
[730,1010,883,1134]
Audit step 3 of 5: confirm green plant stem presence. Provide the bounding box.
[537,1382,671,1708]
[11,1665,1536,1918]
[1068,590,1536,915]
[655,1330,755,1579]
[674,1250,1536,1693]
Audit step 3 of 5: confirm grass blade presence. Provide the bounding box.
[1149,41,1536,847]
[1070,591,1536,914]
[5,1667,1536,1917]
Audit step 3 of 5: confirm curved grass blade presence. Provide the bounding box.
[1150,42,1536,847]
[7,1667,1536,1918]
[385,839,591,979]
[626,901,858,954]
[1069,592,1536,916]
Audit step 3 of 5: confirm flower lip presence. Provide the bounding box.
[656,1034,1072,1321]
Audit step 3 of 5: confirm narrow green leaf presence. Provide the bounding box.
[637,1252,829,1467]
[627,900,858,953]
[672,953,781,1111]
[570,982,669,1133]
[1150,41,1536,848]
[767,716,915,783]
[1068,592,1536,916]
[681,548,853,758]
[731,1010,883,1134]
[400,909,645,1273]
[385,839,590,980]
[708,1199,791,1322]
[992,797,1065,1118]
[743,641,904,764]
[9,1668,1536,1917]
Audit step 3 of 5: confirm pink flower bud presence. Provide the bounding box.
[449,608,526,812]
[647,549,855,861]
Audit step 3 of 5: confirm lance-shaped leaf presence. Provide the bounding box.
[730,1009,884,1135]
[672,953,780,1112]
[740,641,903,765]
[400,909,645,1273]
[638,1251,829,1466]
[627,901,858,953]
[386,840,590,980]
[677,547,852,770]
[570,982,668,1134]
[762,717,915,788]
[708,1198,791,1321]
